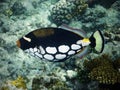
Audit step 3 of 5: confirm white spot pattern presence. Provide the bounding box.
[35,52,42,58]
[44,54,54,60]
[71,44,81,50]
[46,47,57,54]
[29,52,34,56]
[39,46,45,54]
[24,49,29,53]
[76,40,82,45]
[37,49,40,53]
[68,50,75,55]
[25,42,82,61]
[55,54,66,60]
[29,48,34,53]
[58,45,70,53]
[34,47,38,52]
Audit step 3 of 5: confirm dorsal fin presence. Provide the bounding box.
[59,24,87,38]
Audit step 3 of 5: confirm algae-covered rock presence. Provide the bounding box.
[1,76,27,90]
[11,1,27,15]
[32,75,71,90]
[49,0,88,26]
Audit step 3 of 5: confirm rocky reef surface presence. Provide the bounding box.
[0,0,120,90]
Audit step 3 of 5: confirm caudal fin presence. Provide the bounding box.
[89,30,104,53]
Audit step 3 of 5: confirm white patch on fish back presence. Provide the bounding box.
[55,54,66,60]
[44,54,54,60]
[46,47,57,54]
[35,52,43,58]
[71,44,81,50]
[68,50,75,55]
[58,45,70,53]
[23,36,31,42]
[39,46,45,54]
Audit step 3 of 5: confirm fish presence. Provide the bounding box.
[16,25,104,62]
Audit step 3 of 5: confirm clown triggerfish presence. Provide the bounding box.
[16,25,104,62]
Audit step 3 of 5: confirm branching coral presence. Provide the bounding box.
[89,66,120,84]
[49,0,88,26]
[83,54,120,85]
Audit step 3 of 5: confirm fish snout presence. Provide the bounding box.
[16,40,21,48]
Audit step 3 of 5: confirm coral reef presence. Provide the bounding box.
[0,0,120,90]
[77,69,90,83]
[1,76,27,90]
[32,74,71,90]
[111,0,120,12]
[9,76,27,89]
[103,20,120,59]
[83,54,120,85]
[89,65,120,84]
[79,5,107,31]
[49,0,88,26]
[104,27,120,43]
[11,1,27,15]
[113,57,120,70]
[78,5,119,32]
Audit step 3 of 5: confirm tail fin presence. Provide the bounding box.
[89,30,104,53]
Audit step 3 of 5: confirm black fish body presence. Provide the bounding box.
[16,25,104,62]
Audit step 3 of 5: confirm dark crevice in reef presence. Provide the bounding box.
[87,0,117,8]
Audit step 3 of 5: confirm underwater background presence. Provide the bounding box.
[0,0,120,90]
